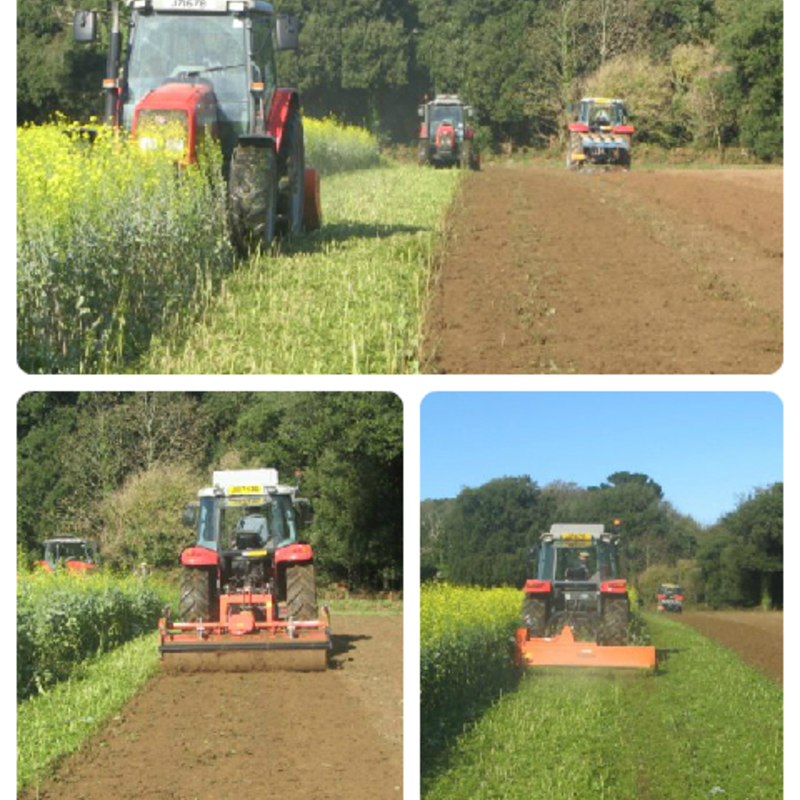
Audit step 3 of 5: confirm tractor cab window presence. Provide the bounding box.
[429,105,464,137]
[198,496,218,550]
[219,495,298,551]
[46,541,93,563]
[554,543,615,581]
[250,15,276,93]
[126,12,248,119]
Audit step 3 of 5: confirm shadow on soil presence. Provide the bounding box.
[329,633,371,668]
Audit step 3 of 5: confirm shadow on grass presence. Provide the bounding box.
[421,659,525,789]
[277,220,430,257]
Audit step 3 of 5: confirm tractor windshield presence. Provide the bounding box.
[45,541,93,563]
[211,494,299,551]
[553,541,616,582]
[429,104,464,137]
[588,103,627,127]
[125,12,248,126]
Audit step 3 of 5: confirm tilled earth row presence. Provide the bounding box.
[424,164,782,374]
[22,615,402,800]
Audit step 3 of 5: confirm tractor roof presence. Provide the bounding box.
[126,0,274,14]
[542,524,614,543]
[580,97,625,105]
[44,536,88,544]
[198,468,297,498]
[431,94,465,106]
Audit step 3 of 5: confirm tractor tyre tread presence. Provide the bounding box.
[179,566,216,622]
[286,563,317,620]
[277,109,305,235]
[229,143,278,254]
[601,595,629,645]
[522,595,548,638]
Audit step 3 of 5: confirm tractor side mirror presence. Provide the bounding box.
[276,14,300,51]
[418,106,425,119]
[466,106,474,118]
[182,503,198,528]
[73,10,98,44]
[294,498,315,527]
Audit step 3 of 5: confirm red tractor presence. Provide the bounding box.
[73,0,321,250]
[418,94,479,169]
[159,469,331,672]
[38,537,98,575]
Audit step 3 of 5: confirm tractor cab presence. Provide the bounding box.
[656,583,685,613]
[40,537,98,574]
[418,94,479,169]
[538,525,620,585]
[576,98,630,132]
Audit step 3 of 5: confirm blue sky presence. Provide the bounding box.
[421,392,783,525]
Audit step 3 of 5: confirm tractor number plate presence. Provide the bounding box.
[227,485,262,496]
[565,593,591,601]
[243,550,268,557]
[561,533,592,542]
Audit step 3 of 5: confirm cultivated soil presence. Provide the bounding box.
[675,609,782,683]
[22,615,402,800]
[424,164,783,374]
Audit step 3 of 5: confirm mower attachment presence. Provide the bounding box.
[515,625,656,671]
[159,601,331,673]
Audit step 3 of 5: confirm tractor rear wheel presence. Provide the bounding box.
[600,596,629,645]
[522,595,548,638]
[286,563,317,620]
[179,566,216,622]
[277,109,305,235]
[566,132,581,171]
[229,142,278,254]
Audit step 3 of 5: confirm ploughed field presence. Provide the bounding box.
[676,609,783,683]
[424,165,782,374]
[20,615,402,800]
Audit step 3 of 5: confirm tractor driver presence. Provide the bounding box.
[565,551,591,581]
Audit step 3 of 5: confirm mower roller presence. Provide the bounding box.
[158,468,331,672]
[514,524,656,671]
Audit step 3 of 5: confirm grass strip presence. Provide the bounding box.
[17,633,160,793]
[423,614,781,800]
[144,164,461,374]
[321,595,403,615]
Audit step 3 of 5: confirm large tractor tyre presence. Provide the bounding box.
[521,595,549,638]
[179,566,217,622]
[277,109,305,236]
[600,596,629,645]
[459,141,472,170]
[286,562,317,620]
[229,142,278,254]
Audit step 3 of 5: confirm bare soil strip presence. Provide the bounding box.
[424,164,782,374]
[21,615,402,800]
[676,610,782,683]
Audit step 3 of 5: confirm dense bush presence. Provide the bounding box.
[16,572,175,700]
[421,584,520,751]
[17,121,234,374]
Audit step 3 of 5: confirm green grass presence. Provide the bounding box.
[423,614,782,800]
[17,633,161,793]
[143,163,461,373]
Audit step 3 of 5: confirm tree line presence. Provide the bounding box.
[18,392,403,590]
[18,0,782,160]
[421,472,782,608]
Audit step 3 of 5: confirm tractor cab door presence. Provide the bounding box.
[249,13,277,134]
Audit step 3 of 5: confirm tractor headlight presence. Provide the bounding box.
[135,109,189,157]
[138,137,159,151]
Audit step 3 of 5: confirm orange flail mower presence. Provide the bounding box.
[514,524,656,671]
[515,625,656,670]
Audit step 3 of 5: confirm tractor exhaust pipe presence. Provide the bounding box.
[104,1,122,125]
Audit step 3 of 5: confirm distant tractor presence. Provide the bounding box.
[515,524,656,670]
[159,468,331,672]
[566,97,634,170]
[418,94,479,170]
[38,537,98,575]
[73,0,322,250]
[656,583,685,613]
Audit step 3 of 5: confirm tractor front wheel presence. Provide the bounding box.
[229,142,278,254]
[522,594,548,638]
[286,563,317,620]
[600,596,629,645]
[277,108,305,235]
[566,132,582,171]
[179,566,217,622]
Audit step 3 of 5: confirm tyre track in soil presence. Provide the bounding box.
[21,615,402,800]
[675,610,782,683]
[423,164,782,374]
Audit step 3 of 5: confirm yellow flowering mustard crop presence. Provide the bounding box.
[304,116,381,175]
